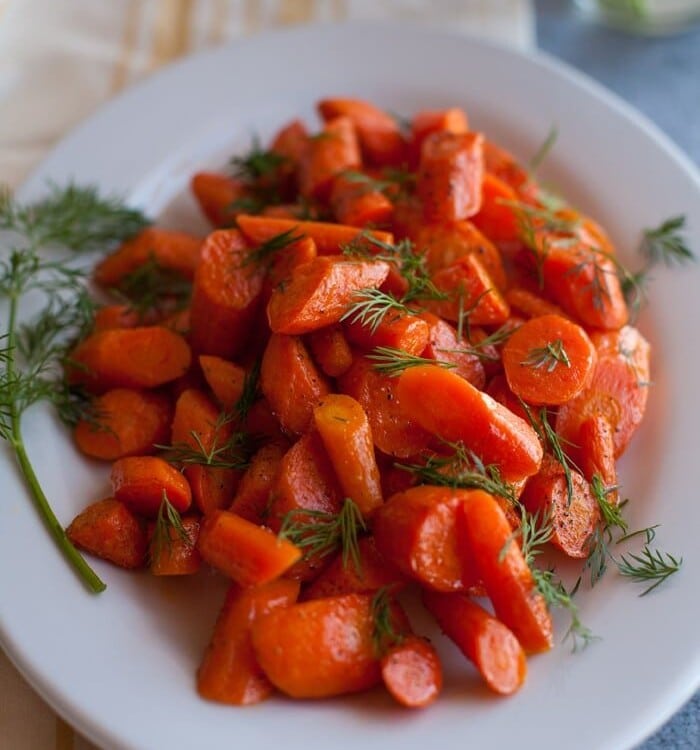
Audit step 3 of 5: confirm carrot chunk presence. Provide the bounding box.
[111,456,192,516]
[308,326,354,378]
[191,172,247,227]
[149,516,202,576]
[381,635,443,708]
[230,443,286,524]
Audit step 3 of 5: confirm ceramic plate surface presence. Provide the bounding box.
[2,22,699,750]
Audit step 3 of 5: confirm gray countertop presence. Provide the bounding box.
[535,4,699,747]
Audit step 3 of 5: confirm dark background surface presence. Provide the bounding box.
[535,4,699,747]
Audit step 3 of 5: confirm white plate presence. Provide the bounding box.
[2,22,699,750]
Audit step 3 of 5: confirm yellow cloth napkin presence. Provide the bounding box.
[0,1,533,748]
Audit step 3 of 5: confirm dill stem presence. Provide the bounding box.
[5,291,106,593]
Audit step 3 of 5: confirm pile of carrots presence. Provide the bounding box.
[64,97,650,707]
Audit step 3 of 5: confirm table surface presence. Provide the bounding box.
[535,4,700,748]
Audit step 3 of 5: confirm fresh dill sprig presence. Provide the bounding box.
[528,125,558,174]
[340,288,412,334]
[617,546,682,596]
[233,358,261,422]
[370,586,405,657]
[366,346,456,378]
[397,441,517,504]
[278,498,366,572]
[521,338,571,373]
[442,323,515,363]
[0,183,150,593]
[641,216,694,268]
[340,168,416,198]
[148,491,192,564]
[591,474,627,533]
[112,254,191,316]
[616,524,658,545]
[229,136,287,182]
[244,227,304,267]
[584,475,627,586]
[156,418,252,471]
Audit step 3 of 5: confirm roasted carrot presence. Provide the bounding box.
[251,593,381,698]
[308,326,354,377]
[418,131,484,222]
[264,236,318,299]
[555,326,650,457]
[73,388,172,461]
[236,213,394,255]
[189,229,264,358]
[410,108,469,164]
[482,139,529,193]
[419,311,485,389]
[198,510,301,586]
[504,287,568,320]
[270,119,309,166]
[267,256,389,334]
[313,394,383,516]
[423,590,526,695]
[396,365,543,482]
[318,98,405,167]
[303,537,406,600]
[520,455,600,559]
[299,116,361,200]
[149,516,202,576]
[381,636,442,708]
[501,314,597,406]
[197,579,300,705]
[92,305,142,331]
[425,254,510,326]
[260,334,331,434]
[471,172,521,245]
[111,456,192,516]
[373,486,478,592]
[344,310,430,356]
[267,432,343,532]
[578,415,618,493]
[191,172,247,227]
[338,356,433,459]
[330,173,394,228]
[199,355,246,410]
[68,327,191,392]
[94,227,202,287]
[66,498,147,569]
[230,443,286,525]
[457,491,553,653]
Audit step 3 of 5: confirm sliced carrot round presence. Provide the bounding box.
[381,636,442,708]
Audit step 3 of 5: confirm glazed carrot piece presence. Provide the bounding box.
[425,254,510,326]
[236,214,394,255]
[264,236,318,298]
[92,305,142,331]
[410,108,469,161]
[68,327,191,392]
[94,227,202,287]
[381,636,443,708]
[318,98,405,167]
[329,173,394,228]
[304,537,406,600]
[198,510,302,585]
[482,139,530,192]
[419,311,486,389]
[457,491,553,653]
[270,119,309,165]
[267,432,343,532]
[308,326,354,377]
[66,498,147,569]
[413,220,507,291]
[266,256,390,334]
[556,325,650,458]
[199,355,246,410]
[344,311,430,356]
[373,486,478,592]
[397,365,543,482]
[313,394,383,517]
[197,579,300,705]
[338,356,433,459]
[471,172,521,245]
[485,374,536,426]
[541,242,628,330]
[501,314,597,406]
[251,593,381,698]
[171,389,241,514]
[422,590,526,696]
[149,516,202,576]
[418,131,484,222]
[189,229,265,358]
[504,287,568,320]
[111,456,192,516]
[191,172,247,227]
[578,415,618,494]
[73,389,172,461]
[299,116,361,200]
[520,456,600,559]
[244,399,285,443]
[260,334,331,434]
[230,443,286,525]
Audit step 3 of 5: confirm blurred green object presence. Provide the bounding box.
[575,0,700,34]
